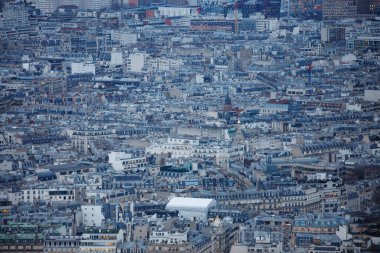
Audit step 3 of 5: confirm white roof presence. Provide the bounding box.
[166,197,216,211]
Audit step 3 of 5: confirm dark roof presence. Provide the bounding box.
[114,174,143,181]
[314,246,338,251]
[37,171,56,178]
[44,163,93,173]
[268,99,289,104]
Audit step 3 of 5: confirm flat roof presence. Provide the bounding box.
[166,197,216,210]
[44,162,92,173]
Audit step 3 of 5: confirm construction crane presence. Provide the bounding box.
[234,0,238,34]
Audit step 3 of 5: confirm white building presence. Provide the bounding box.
[71,129,113,155]
[251,14,279,32]
[13,187,77,204]
[248,136,282,151]
[165,197,216,222]
[256,19,279,32]
[158,7,194,17]
[81,205,105,227]
[147,58,183,72]
[19,188,48,203]
[146,136,244,165]
[34,0,86,10]
[110,50,123,67]
[111,31,138,46]
[364,89,380,102]
[194,144,245,167]
[195,74,204,84]
[259,100,289,115]
[146,136,199,158]
[230,231,283,253]
[126,53,146,72]
[80,228,123,253]
[71,62,96,75]
[99,12,120,19]
[345,103,362,112]
[150,229,188,245]
[108,151,148,171]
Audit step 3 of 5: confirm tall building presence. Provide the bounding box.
[111,0,124,9]
[357,0,380,14]
[81,0,112,10]
[128,0,138,8]
[321,26,346,43]
[357,0,370,14]
[370,0,380,13]
[32,0,79,9]
[0,1,5,12]
[288,0,322,17]
[59,0,80,7]
[280,0,290,16]
[323,0,358,20]
[1,1,29,28]
[323,0,379,19]
[255,0,282,18]
[36,0,58,14]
